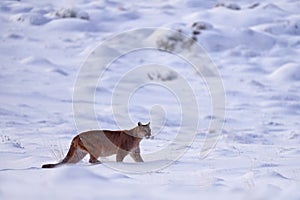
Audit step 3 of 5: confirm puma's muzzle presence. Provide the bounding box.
[145,133,151,139]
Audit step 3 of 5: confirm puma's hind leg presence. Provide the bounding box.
[61,135,88,164]
[89,155,101,164]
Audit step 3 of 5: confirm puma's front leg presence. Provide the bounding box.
[130,147,144,162]
[116,149,128,162]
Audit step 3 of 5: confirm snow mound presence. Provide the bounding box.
[11,12,50,25]
[198,28,275,52]
[257,17,300,35]
[262,3,286,12]
[21,56,56,66]
[21,56,68,76]
[268,63,300,82]
[54,166,107,182]
[45,18,97,32]
[119,9,141,20]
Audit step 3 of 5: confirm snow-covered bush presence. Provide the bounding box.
[55,8,90,20]
[156,29,197,52]
[1,135,24,149]
[191,21,213,35]
[154,21,213,52]
[215,3,241,10]
[147,70,178,82]
[154,23,204,53]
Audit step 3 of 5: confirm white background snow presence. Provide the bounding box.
[1,0,300,199]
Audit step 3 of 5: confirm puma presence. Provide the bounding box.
[42,122,151,168]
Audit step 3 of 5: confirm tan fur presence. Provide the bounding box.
[42,122,151,168]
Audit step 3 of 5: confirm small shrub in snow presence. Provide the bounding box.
[56,8,76,18]
[156,29,197,52]
[248,3,260,9]
[192,21,213,30]
[55,8,90,20]
[77,11,90,20]
[215,3,241,10]
[226,3,241,10]
[155,21,213,52]
[1,135,24,149]
[192,21,213,35]
[147,70,178,82]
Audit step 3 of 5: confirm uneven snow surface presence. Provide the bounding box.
[1,0,300,199]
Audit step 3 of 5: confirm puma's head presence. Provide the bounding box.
[137,122,151,139]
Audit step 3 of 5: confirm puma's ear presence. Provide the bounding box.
[147,122,150,126]
[138,122,142,126]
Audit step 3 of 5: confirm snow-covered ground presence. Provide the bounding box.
[1,0,300,199]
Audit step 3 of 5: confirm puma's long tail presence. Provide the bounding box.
[42,135,86,168]
[42,163,60,168]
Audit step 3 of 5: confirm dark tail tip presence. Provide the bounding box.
[42,163,57,168]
